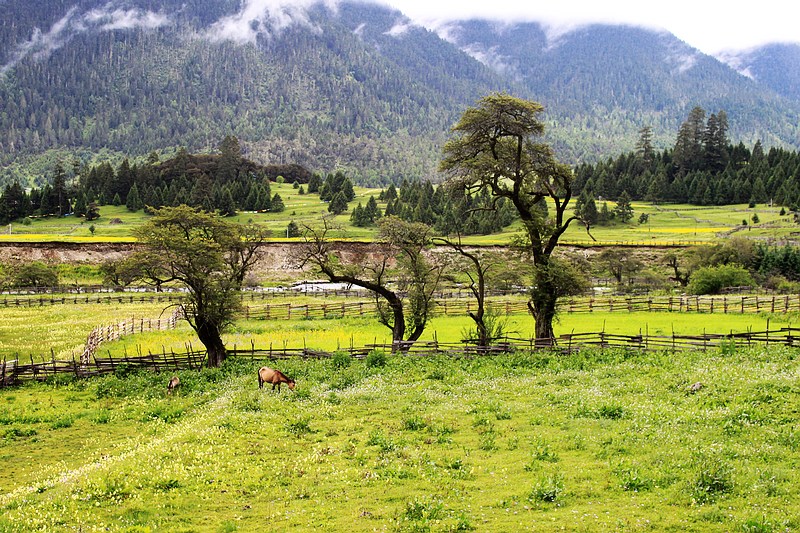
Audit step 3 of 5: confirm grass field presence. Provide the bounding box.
[1,186,795,245]
[1,346,798,532]
[2,293,796,360]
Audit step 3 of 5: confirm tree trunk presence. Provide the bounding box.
[529,292,557,347]
[196,320,227,368]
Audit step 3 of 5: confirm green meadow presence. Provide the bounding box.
[2,189,799,532]
[1,182,794,245]
[1,345,798,532]
[2,296,795,360]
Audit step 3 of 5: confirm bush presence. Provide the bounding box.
[687,264,754,295]
[330,351,351,370]
[692,456,734,503]
[365,349,387,368]
[12,261,59,289]
[529,473,564,503]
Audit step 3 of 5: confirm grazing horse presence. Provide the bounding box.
[258,367,295,391]
[167,375,180,395]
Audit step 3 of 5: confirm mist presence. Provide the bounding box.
[206,0,339,44]
[1,3,169,74]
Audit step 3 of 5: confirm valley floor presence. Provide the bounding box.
[1,348,798,532]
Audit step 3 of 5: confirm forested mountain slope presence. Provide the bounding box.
[719,43,800,101]
[439,21,800,160]
[0,0,798,188]
[0,0,512,187]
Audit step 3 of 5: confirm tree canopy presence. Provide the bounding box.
[440,93,587,342]
[130,206,265,367]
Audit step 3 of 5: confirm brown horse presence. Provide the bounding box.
[167,375,180,395]
[258,367,295,391]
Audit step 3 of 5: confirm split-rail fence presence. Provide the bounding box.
[4,327,800,388]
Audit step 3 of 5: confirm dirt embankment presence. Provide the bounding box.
[0,241,403,278]
[0,242,139,264]
[0,241,677,278]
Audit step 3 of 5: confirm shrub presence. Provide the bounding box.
[365,349,387,368]
[687,264,754,295]
[614,465,653,492]
[50,416,75,430]
[286,417,313,436]
[12,261,58,289]
[401,496,444,523]
[331,351,351,370]
[402,415,427,431]
[529,473,564,503]
[692,456,734,503]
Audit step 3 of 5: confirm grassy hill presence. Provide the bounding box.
[2,186,795,246]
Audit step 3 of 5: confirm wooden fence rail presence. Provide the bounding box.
[4,327,800,388]
[80,308,184,365]
[1,349,206,387]
[238,294,800,321]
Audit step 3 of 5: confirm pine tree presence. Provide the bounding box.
[328,191,349,214]
[350,202,366,226]
[86,201,100,221]
[51,161,70,216]
[74,192,87,217]
[271,193,285,213]
[364,195,381,222]
[287,221,301,237]
[218,187,237,217]
[614,191,634,223]
[217,135,241,183]
[126,183,142,212]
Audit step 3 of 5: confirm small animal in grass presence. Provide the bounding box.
[688,382,703,394]
[258,367,296,391]
[167,375,180,395]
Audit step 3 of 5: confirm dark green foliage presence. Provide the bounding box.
[11,261,58,289]
[756,245,800,280]
[318,172,355,203]
[270,193,285,213]
[688,264,755,295]
[350,195,382,227]
[85,201,100,221]
[327,191,349,214]
[613,190,634,222]
[126,183,143,212]
[365,350,387,368]
[385,179,516,235]
[0,147,307,224]
[575,107,800,207]
[330,351,352,370]
[286,221,301,238]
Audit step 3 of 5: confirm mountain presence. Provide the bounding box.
[438,21,800,159]
[0,0,512,187]
[0,1,798,189]
[718,43,800,101]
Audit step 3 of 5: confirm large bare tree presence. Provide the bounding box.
[295,216,442,349]
[440,93,589,343]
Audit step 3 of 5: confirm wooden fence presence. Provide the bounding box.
[4,327,800,388]
[80,309,184,365]
[238,294,800,321]
[1,349,206,388]
[0,287,521,308]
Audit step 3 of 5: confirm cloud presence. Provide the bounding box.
[1,3,168,74]
[84,7,169,32]
[384,21,411,37]
[205,0,339,44]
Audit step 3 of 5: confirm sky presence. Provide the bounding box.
[384,0,800,55]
